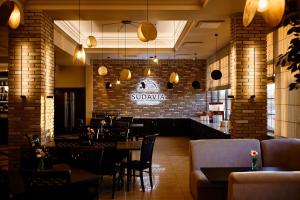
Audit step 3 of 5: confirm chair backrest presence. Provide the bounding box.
[261,138,300,170]
[22,170,71,200]
[190,139,262,170]
[140,134,159,165]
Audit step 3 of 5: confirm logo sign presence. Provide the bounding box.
[131,79,166,105]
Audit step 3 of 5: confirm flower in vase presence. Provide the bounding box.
[250,150,258,158]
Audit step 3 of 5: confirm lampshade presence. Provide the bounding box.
[86,35,97,48]
[8,2,21,29]
[73,44,86,64]
[262,0,285,27]
[243,0,258,27]
[120,69,131,81]
[144,68,151,76]
[137,22,157,42]
[169,72,179,84]
[98,65,108,76]
[211,70,222,80]
[153,56,159,64]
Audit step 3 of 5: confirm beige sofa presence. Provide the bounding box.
[189,139,262,200]
[190,138,300,200]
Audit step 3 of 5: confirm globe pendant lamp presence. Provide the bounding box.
[137,0,157,42]
[243,0,285,27]
[8,2,21,29]
[97,24,108,75]
[210,34,222,80]
[86,21,97,48]
[98,65,108,76]
[120,21,131,81]
[169,21,179,84]
[73,0,86,64]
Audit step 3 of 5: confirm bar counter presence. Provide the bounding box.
[132,117,230,139]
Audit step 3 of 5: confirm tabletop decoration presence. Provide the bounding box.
[250,150,258,170]
[35,148,48,170]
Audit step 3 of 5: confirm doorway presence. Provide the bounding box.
[54,88,86,135]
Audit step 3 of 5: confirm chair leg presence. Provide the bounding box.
[149,167,153,189]
[140,170,145,192]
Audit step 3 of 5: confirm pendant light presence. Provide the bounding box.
[0,1,23,29]
[144,42,151,76]
[98,24,108,76]
[243,0,285,27]
[152,38,159,64]
[73,0,86,64]
[120,21,132,81]
[137,0,157,42]
[211,34,222,80]
[169,21,179,84]
[86,21,97,48]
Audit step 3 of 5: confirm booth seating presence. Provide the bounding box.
[189,138,300,200]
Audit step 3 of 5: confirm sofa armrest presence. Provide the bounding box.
[190,170,209,199]
[228,171,300,200]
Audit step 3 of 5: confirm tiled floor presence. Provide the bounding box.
[100,136,193,200]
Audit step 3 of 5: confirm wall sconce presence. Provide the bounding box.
[105,82,112,89]
[249,48,256,100]
[192,81,200,89]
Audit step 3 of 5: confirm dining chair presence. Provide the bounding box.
[121,134,159,192]
[22,169,71,200]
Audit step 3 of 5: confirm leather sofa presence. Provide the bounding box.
[189,138,300,200]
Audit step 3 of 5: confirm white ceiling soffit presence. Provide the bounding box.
[195,20,225,29]
[54,20,187,49]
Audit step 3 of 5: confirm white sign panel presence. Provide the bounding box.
[131,79,166,105]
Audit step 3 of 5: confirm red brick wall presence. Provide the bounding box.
[230,13,267,139]
[92,59,207,117]
[8,11,54,168]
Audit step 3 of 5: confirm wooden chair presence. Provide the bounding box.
[121,134,159,192]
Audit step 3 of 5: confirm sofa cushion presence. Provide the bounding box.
[228,171,300,200]
[190,139,262,171]
[261,138,300,170]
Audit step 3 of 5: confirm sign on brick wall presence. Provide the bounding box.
[131,78,166,105]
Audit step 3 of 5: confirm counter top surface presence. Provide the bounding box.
[190,117,230,135]
[133,116,230,135]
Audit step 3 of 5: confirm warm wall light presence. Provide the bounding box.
[144,68,151,76]
[116,79,121,85]
[169,72,179,84]
[73,44,86,64]
[8,2,21,29]
[98,65,108,76]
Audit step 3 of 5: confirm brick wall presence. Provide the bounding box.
[92,59,207,117]
[230,13,267,139]
[8,11,54,168]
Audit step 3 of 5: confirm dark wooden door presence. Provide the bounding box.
[54,88,85,135]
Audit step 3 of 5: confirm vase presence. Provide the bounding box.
[37,158,44,170]
[251,157,258,171]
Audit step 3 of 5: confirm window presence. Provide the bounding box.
[267,83,275,133]
[210,89,231,120]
